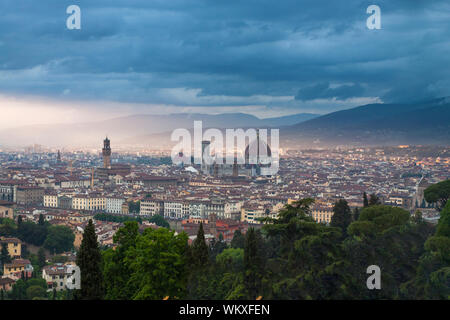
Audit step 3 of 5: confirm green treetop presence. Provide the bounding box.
[76,219,104,300]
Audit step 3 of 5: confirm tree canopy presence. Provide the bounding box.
[424,179,450,211]
[43,225,74,254]
[73,198,448,300]
[76,219,104,300]
[125,228,188,299]
[330,199,352,234]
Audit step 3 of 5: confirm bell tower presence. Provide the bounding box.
[102,136,111,169]
[57,150,62,164]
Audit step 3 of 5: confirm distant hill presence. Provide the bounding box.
[283,97,450,147]
[0,112,318,147]
[2,97,448,148]
[259,113,318,127]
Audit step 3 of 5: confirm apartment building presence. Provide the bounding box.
[310,207,334,224]
[106,197,126,214]
[224,201,243,219]
[140,199,164,216]
[16,186,44,206]
[44,193,58,208]
[42,263,81,291]
[72,195,88,210]
[0,237,22,258]
[86,194,106,211]
[72,194,106,212]
[0,205,14,220]
[0,182,16,202]
[188,201,206,218]
[164,200,184,219]
[205,199,225,219]
[3,259,33,278]
[240,202,280,224]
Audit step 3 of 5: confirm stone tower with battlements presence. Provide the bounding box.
[102,137,111,169]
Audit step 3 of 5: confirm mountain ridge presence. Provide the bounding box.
[0,112,318,147]
[282,98,450,147]
[1,97,448,148]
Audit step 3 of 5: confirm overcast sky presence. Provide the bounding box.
[0,0,449,128]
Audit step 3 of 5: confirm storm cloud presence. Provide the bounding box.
[0,0,449,117]
[295,82,366,101]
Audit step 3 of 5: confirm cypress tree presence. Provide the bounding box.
[369,193,381,206]
[186,223,212,299]
[38,214,45,226]
[421,198,426,208]
[244,228,265,299]
[363,192,369,208]
[76,219,104,300]
[1,243,11,271]
[191,222,209,268]
[210,233,227,261]
[330,199,352,234]
[353,207,360,221]
[38,248,46,269]
[231,229,245,249]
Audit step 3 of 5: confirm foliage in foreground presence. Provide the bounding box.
[98,197,447,300]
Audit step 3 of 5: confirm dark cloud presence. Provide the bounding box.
[295,82,365,101]
[0,0,448,114]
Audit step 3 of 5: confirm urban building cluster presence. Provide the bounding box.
[0,139,448,293]
[0,234,80,293]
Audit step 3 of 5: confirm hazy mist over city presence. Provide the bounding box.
[0,0,449,148]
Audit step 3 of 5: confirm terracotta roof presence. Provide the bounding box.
[0,237,22,244]
[43,264,73,276]
[5,259,31,267]
[0,277,16,285]
[0,200,15,206]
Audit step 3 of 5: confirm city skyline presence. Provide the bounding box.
[0,1,449,305]
[0,0,449,130]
